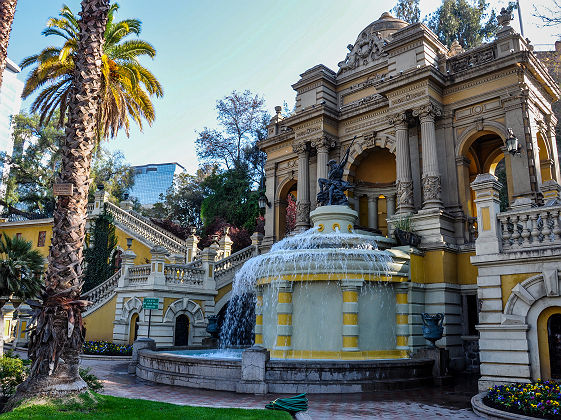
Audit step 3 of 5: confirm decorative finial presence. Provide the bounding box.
[497,7,513,27]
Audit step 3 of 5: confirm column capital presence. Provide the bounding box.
[387,112,408,129]
[412,103,442,122]
[292,141,309,155]
[311,135,337,151]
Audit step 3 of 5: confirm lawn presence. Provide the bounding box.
[1,392,292,420]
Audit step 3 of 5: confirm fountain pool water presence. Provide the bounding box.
[136,205,434,393]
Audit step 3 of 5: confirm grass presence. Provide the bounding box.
[1,392,292,420]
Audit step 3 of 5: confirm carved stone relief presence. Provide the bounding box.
[396,180,414,209]
[337,30,390,75]
[422,175,442,203]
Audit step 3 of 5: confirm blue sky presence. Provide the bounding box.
[6,0,560,174]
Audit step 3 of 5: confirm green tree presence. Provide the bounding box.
[426,0,516,49]
[195,90,268,184]
[393,0,420,24]
[83,210,117,292]
[200,164,261,233]
[0,233,44,355]
[0,112,135,217]
[20,3,162,139]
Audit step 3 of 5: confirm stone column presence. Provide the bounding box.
[274,281,293,356]
[92,189,109,215]
[254,288,264,346]
[342,280,362,352]
[185,228,199,262]
[118,248,136,288]
[470,173,503,255]
[414,104,443,209]
[219,229,233,258]
[368,195,378,230]
[312,135,336,182]
[386,193,396,219]
[293,142,310,230]
[147,245,167,287]
[389,112,414,213]
[200,244,218,290]
[395,285,409,354]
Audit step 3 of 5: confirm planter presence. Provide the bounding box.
[394,229,421,247]
[421,313,444,347]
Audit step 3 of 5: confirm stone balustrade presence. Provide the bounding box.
[498,205,561,251]
[164,263,205,287]
[215,245,257,282]
[446,44,496,74]
[82,268,122,314]
[127,264,151,284]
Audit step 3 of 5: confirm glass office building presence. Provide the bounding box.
[129,162,185,207]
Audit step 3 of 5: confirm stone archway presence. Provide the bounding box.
[502,270,561,380]
[275,176,298,239]
[120,297,144,344]
[163,298,206,347]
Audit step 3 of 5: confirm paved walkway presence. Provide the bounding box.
[81,358,482,419]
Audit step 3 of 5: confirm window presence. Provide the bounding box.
[146,167,157,172]
[37,231,46,247]
[462,293,479,336]
[15,233,22,239]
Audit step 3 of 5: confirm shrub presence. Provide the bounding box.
[484,380,561,418]
[83,341,132,356]
[0,356,28,396]
[79,367,103,392]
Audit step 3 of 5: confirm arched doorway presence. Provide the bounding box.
[459,132,509,217]
[129,313,139,344]
[548,314,561,378]
[174,314,190,346]
[276,179,297,240]
[349,146,396,236]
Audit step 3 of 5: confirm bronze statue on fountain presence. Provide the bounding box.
[317,139,354,206]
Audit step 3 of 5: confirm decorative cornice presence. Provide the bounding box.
[412,103,442,120]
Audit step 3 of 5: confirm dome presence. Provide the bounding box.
[358,12,408,39]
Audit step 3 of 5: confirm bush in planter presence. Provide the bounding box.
[83,340,132,356]
[393,215,421,247]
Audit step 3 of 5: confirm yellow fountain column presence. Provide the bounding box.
[274,281,293,357]
[254,287,264,345]
[342,280,362,352]
[395,285,410,354]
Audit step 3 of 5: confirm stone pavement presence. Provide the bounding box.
[80,358,482,419]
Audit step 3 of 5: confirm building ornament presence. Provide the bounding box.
[447,40,464,57]
[412,103,443,121]
[422,175,442,203]
[447,44,495,73]
[387,112,408,127]
[311,135,337,151]
[396,180,414,208]
[497,7,513,27]
[296,201,311,225]
[337,31,389,75]
[292,141,309,155]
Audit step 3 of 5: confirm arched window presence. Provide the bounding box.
[548,314,561,378]
[129,313,139,344]
[174,314,190,346]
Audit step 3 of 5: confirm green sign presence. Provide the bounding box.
[143,297,159,310]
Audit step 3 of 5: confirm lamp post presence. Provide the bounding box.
[126,237,133,249]
[258,194,270,210]
[505,128,521,156]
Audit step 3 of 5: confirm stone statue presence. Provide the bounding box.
[317,139,355,206]
[338,44,358,72]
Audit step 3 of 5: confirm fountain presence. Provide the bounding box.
[135,151,434,393]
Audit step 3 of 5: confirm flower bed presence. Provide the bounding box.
[484,380,561,419]
[83,341,132,356]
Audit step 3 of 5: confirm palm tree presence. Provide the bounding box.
[0,233,44,356]
[0,0,18,90]
[21,3,162,139]
[10,0,110,400]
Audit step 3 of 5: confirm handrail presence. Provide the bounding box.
[215,245,256,277]
[498,204,561,251]
[104,202,187,254]
[82,267,122,309]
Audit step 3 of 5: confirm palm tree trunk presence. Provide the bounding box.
[0,0,17,90]
[9,0,109,401]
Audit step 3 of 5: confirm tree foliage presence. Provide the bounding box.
[195,90,268,183]
[0,113,135,218]
[393,0,420,24]
[426,0,516,49]
[0,233,44,299]
[83,210,117,292]
[20,3,162,139]
[534,0,561,27]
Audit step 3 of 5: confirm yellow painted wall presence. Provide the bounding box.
[537,306,561,380]
[501,273,540,308]
[114,226,152,265]
[216,283,232,304]
[355,148,396,184]
[410,251,478,285]
[0,221,53,258]
[83,295,117,341]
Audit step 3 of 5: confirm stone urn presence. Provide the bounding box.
[394,229,421,247]
[421,313,444,347]
[206,316,219,339]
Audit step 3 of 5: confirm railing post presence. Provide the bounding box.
[92,189,110,216]
[119,249,136,288]
[219,230,233,259]
[148,245,168,286]
[251,232,264,255]
[470,173,503,255]
[185,228,199,262]
[119,198,134,211]
[200,244,218,290]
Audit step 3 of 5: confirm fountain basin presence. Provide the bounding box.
[136,349,434,393]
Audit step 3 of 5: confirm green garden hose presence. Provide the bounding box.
[265,393,308,413]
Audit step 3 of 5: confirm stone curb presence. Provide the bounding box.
[471,392,540,419]
[11,346,131,361]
